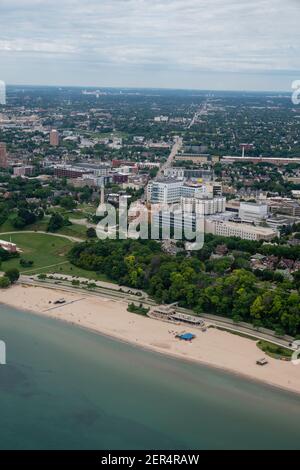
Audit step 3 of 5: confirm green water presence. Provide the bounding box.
[0,305,300,450]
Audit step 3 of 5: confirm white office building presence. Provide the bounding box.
[205,218,278,241]
[239,202,268,224]
[180,183,204,198]
[164,167,185,179]
[147,178,224,205]
[147,180,183,204]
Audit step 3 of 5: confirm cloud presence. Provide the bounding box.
[0,0,299,88]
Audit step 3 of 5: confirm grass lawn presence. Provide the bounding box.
[0,232,109,281]
[0,233,73,273]
[76,202,98,212]
[0,214,87,240]
[257,340,292,360]
[0,216,49,233]
[48,207,89,219]
[65,211,87,219]
[41,263,110,282]
[56,224,87,239]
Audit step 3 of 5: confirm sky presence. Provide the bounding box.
[0,0,300,91]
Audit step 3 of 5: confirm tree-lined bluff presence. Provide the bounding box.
[68,238,300,336]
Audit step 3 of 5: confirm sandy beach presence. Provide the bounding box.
[1,283,300,395]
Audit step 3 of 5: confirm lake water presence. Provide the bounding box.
[0,304,300,450]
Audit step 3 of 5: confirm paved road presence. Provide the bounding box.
[155,137,183,180]
[22,273,148,297]
[188,100,208,129]
[69,218,96,229]
[19,277,149,304]
[176,307,294,349]
[0,230,84,243]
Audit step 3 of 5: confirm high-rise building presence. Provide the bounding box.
[147,180,183,204]
[147,179,223,205]
[50,129,59,147]
[181,196,226,215]
[0,142,8,168]
[0,81,6,106]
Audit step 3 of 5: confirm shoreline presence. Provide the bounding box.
[1,284,300,397]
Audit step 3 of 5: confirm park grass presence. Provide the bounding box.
[40,263,110,282]
[127,302,150,316]
[257,340,292,360]
[0,233,73,273]
[0,232,109,282]
[0,214,87,240]
[0,216,49,233]
[47,207,89,219]
[55,224,87,239]
[65,211,87,219]
[76,202,98,212]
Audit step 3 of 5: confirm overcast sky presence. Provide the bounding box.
[0,0,299,91]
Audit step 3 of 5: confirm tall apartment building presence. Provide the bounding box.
[50,129,59,147]
[152,210,198,234]
[0,142,7,168]
[181,196,226,215]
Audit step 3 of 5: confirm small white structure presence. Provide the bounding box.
[0,239,17,253]
[292,340,300,350]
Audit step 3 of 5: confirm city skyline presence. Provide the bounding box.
[0,0,300,92]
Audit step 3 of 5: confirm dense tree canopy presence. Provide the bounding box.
[68,239,300,336]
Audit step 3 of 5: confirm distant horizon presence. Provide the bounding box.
[1,1,299,93]
[5,82,294,95]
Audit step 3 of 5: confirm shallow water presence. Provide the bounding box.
[0,304,300,450]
